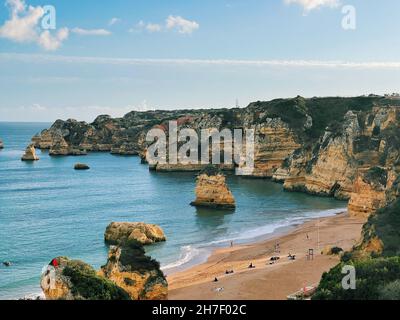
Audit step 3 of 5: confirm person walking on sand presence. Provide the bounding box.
[230,241,233,248]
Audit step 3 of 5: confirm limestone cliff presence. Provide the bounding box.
[104,222,166,245]
[21,144,39,161]
[191,167,236,209]
[99,241,168,300]
[31,96,400,209]
[40,257,130,300]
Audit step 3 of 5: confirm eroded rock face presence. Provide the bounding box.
[21,144,39,161]
[105,222,166,245]
[99,241,168,300]
[0,139,4,149]
[191,171,236,209]
[40,257,130,300]
[348,167,396,218]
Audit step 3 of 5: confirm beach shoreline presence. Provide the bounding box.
[167,212,365,300]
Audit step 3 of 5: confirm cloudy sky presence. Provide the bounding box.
[1,0,400,122]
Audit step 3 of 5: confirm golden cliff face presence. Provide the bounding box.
[100,245,168,300]
[250,120,301,177]
[191,173,235,209]
[283,107,400,203]
[348,168,396,218]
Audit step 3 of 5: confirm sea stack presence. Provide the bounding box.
[105,222,166,245]
[0,139,4,149]
[74,163,90,170]
[191,166,236,209]
[21,144,39,161]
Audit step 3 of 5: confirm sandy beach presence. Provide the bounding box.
[168,212,365,300]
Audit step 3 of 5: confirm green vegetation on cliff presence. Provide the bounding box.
[62,260,130,300]
[314,198,400,300]
[313,256,400,300]
[363,198,400,257]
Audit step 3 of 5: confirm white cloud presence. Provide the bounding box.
[71,28,112,36]
[0,0,68,50]
[108,17,121,26]
[284,0,340,11]
[166,15,199,34]
[2,53,400,70]
[38,28,69,51]
[146,23,162,33]
[131,15,199,35]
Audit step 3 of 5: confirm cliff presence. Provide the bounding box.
[104,222,166,245]
[40,257,130,300]
[31,96,400,208]
[41,240,167,300]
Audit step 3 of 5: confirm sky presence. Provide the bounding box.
[1,0,400,122]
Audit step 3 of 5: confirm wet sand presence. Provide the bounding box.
[168,212,365,300]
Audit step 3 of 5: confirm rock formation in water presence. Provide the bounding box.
[104,222,166,245]
[74,163,90,170]
[41,240,167,300]
[191,166,236,209]
[40,257,130,300]
[0,139,3,149]
[99,240,168,300]
[21,144,39,161]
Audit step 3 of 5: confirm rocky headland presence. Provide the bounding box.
[41,224,167,300]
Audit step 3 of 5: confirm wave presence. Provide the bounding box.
[161,245,209,272]
[161,207,346,273]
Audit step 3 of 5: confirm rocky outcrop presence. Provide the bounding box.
[0,139,3,149]
[40,257,130,300]
[99,241,168,300]
[74,163,90,170]
[104,222,166,245]
[41,240,167,300]
[191,167,236,209]
[21,144,39,161]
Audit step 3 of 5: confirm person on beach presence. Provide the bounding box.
[214,277,219,282]
[230,241,233,248]
[248,263,255,269]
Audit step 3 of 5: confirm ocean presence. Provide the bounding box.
[0,122,346,299]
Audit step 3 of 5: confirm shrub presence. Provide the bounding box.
[313,256,400,300]
[62,261,130,300]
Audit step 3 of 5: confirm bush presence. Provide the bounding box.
[313,256,400,300]
[379,280,400,300]
[62,261,130,300]
[331,247,344,255]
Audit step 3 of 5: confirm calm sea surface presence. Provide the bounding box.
[0,122,346,299]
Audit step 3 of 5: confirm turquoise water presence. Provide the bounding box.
[0,122,346,299]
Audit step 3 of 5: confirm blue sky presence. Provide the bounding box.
[1,0,400,121]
